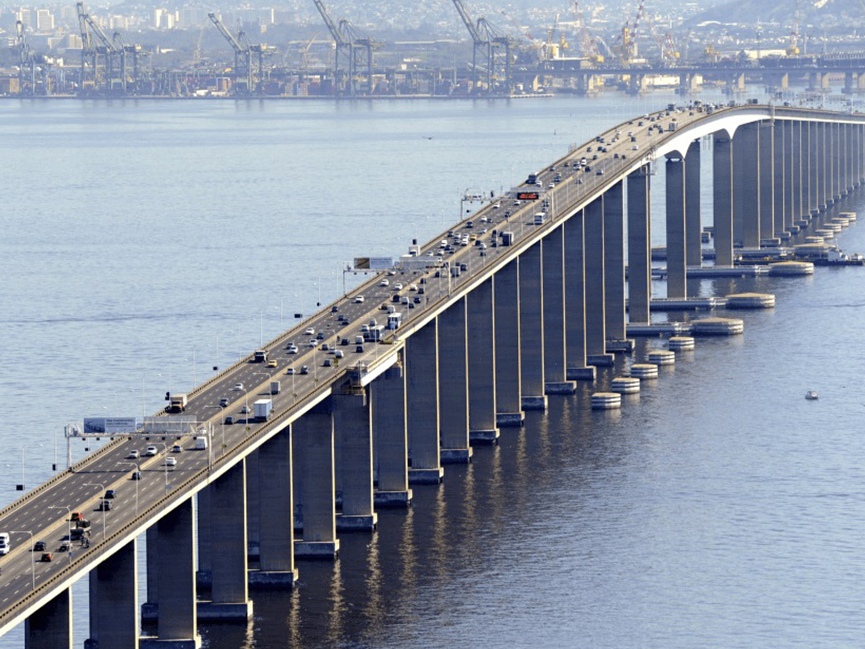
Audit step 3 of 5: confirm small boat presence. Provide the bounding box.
[805,391,819,400]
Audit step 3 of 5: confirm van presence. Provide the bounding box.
[194,437,208,451]
[0,532,10,555]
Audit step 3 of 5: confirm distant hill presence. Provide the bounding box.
[685,0,864,27]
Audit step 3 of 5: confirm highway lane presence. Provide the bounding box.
[0,101,731,629]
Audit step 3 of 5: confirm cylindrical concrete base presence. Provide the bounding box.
[591,392,622,409]
[668,336,695,351]
[610,377,640,394]
[768,261,815,276]
[691,317,745,335]
[647,350,676,366]
[630,363,659,379]
[726,293,776,309]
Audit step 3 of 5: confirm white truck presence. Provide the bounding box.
[254,399,273,422]
[194,436,208,450]
[167,393,188,413]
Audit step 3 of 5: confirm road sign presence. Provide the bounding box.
[516,191,540,200]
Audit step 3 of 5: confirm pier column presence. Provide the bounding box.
[371,361,412,506]
[494,259,525,425]
[713,132,734,267]
[759,121,775,241]
[295,401,339,557]
[542,227,576,394]
[685,141,702,272]
[468,277,501,440]
[784,120,796,231]
[205,459,252,619]
[665,152,687,298]
[773,120,786,238]
[737,123,761,247]
[245,450,260,561]
[406,320,443,482]
[335,392,377,529]
[627,166,652,321]
[564,210,593,380]
[26,588,72,649]
[585,196,612,366]
[255,426,297,585]
[88,539,138,648]
[437,298,472,461]
[804,121,814,216]
[195,486,212,586]
[604,180,630,344]
[154,498,198,646]
[519,241,547,409]
[732,126,745,246]
[810,121,821,214]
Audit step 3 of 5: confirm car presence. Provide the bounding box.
[165,457,177,468]
[341,337,350,346]
[104,489,116,499]
[304,327,315,335]
[417,287,425,295]
[267,359,277,368]
[286,367,295,375]
[131,471,142,481]
[409,283,418,291]
[287,345,298,354]
[394,283,404,290]
[0,533,10,555]
[128,450,140,459]
[331,305,339,312]
[321,343,330,351]
[354,295,365,303]
[308,340,317,348]
[98,500,112,511]
[323,359,332,367]
[145,446,158,457]
[241,405,250,414]
[40,553,53,562]
[219,397,229,407]
[632,145,638,150]
[224,415,234,425]
[233,383,244,391]
[172,444,183,453]
[596,169,604,175]
[356,344,364,353]
[414,296,422,304]
[334,350,344,359]
[34,541,47,552]
[300,366,309,375]
[379,279,389,287]
[316,331,325,340]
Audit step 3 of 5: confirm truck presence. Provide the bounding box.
[526,173,539,185]
[534,212,547,225]
[501,231,515,246]
[194,436,208,450]
[270,381,281,395]
[253,399,272,422]
[253,349,268,362]
[167,393,188,413]
[386,313,403,330]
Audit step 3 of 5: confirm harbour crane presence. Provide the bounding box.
[451,0,488,93]
[571,1,603,64]
[15,20,36,95]
[208,13,252,94]
[77,2,123,94]
[76,2,96,92]
[112,32,147,94]
[311,0,377,97]
[238,31,276,93]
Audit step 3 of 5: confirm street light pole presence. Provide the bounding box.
[10,530,34,590]
[84,483,106,538]
[48,506,71,564]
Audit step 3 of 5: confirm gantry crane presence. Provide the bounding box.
[238,31,276,93]
[451,0,488,92]
[311,0,377,97]
[76,2,96,92]
[113,32,147,94]
[571,1,603,64]
[77,2,134,94]
[208,13,252,94]
[15,20,36,95]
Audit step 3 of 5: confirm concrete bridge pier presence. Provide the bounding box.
[737,123,761,248]
[371,362,412,506]
[728,72,745,93]
[665,152,687,298]
[802,121,814,219]
[200,460,253,620]
[627,167,652,321]
[142,498,200,649]
[627,74,645,95]
[603,181,633,349]
[766,72,789,90]
[519,241,548,409]
[437,298,472,461]
[759,121,775,242]
[713,132,734,266]
[564,210,594,380]
[810,121,823,215]
[494,259,525,426]
[773,120,786,238]
[406,321,444,483]
[584,197,613,366]
[294,402,340,558]
[468,277,502,441]
[335,392,378,529]
[685,142,702,282]
[790,121,803,227]
[252,426,298,585]
[86,539,138,649]
[542,226,576,395]
[25,588,72,649]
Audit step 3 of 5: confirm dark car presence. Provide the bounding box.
[34,541,46,552]
[98,500,112,511]
[41,553,53,562]
[104,490,116,499]
[224,416,234,425]
[131,471,142,480]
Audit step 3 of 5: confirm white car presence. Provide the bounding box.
[0,532,10,556]
[354,295,365,303]
[165,457,177,467]
[233,382,244,391]
[145,446,158,457]
[379,279,389,287]
[128,449,140,459]
[394,283,404,290]
[287,345,298,354]
[304,327,315,335]
[286,367,295,375]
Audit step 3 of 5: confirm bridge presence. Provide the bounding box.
[2,102,863,648]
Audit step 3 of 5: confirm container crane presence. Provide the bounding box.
[476,17,512,95]
[15,20,36,95]
[76,2,96,92]
[77,3,123,94]
[112,32,147,94]
[451,0,488,93]
[571,1,603,64]
[311,0,353,96]
[208,13,252,94]
[337,19,380,96]
[238,31,276,93]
